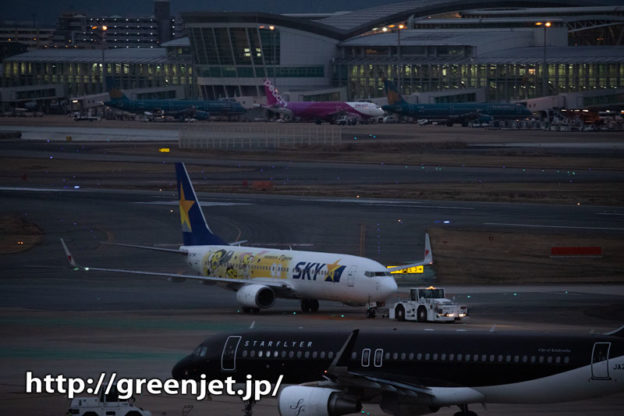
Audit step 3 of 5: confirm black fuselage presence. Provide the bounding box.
[173,328,623,392]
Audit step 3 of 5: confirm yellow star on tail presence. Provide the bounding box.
[179,186,195,231]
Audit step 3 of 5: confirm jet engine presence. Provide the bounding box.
[235,284,275,309]
[278,386,361,416]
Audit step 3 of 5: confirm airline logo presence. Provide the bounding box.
[293,260,346,282]
[264,79,288,107]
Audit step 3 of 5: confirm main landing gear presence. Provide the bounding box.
[454,404,478,416]
[301,299,319,313]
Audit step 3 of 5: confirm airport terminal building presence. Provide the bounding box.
[1,0,623,109]
[182,1,624,103]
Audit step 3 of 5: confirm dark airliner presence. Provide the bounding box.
[172,326,624,416]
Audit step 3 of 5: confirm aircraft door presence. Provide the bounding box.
[347,266,357,287]
[221,335,241,371]
[591,342,611,380]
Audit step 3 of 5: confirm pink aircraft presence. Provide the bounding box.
[264,79,384,124]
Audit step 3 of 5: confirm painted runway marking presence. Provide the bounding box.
[312,198,475,210]
[0,186,77,192]
[249,321,255,329]
[484,222,624,231]
[134,201,251,207]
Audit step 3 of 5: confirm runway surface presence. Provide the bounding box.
[1,186,623,415]
[3,139,624,187]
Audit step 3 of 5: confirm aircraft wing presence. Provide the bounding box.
[316,329,483,407]
[385,233,433,273]
[60,238,296,295]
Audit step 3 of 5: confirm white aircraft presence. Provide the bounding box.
[61,162,432,315]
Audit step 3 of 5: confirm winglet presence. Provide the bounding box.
[423,232,433,265]
[60,238,77,268]
[327,329,359,376]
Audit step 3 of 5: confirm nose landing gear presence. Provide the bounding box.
[301,298,319,313]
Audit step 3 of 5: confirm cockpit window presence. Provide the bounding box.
[365,271,392,277]
[198,347,208,358]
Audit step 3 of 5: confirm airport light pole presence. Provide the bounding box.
[96,25,108,93]
[397,24,405,94]
[536,21,551,97]
[269,25,277,87]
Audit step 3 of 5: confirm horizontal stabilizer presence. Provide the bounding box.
[605,325,624,337]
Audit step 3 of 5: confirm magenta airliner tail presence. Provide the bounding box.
[264,79,287,107]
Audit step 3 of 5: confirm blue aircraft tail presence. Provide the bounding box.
[175,162,228,246]
[384,79,407,106]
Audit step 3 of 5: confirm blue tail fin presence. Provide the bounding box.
[175,163,227,246]
[384,79,407,106]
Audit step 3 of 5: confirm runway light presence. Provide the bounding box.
[84,267,90,271]
[159,147,170,153]
[169,209,174,213]
[17,241,24,245]
[443,220,450,224]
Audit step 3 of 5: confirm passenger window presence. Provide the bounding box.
[547,356,553,364]
[320,351,326,359]
[304,351,310,359]
[281,351,287,358]
[505,355,511,363]
[474,354,479,362]
[288,351,294,358]
[564,356,570,364]
[409,352,415,360]
[314,352,319,359]
[296,351,302,358]
[259,351,263,358]
[392,352,399,360]
[417,353,423,360]
[328,351,334,359]
[555,356,561,364]
[250,350,256,358]
[242,350,248,358]
[425,353,430,360]
[514,355,519,363]
[385,352,391,360]
[274,351,279,358]
[448,353,454,361]
[400,352,407,360]
[457,353,463,361]
[489,354,495,362]
[441,353,446,361]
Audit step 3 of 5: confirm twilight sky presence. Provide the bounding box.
[2,0,392,26]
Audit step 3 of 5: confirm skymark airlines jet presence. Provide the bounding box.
[172,326,624,416]
[264,79,384,123]
[61,163,431,314]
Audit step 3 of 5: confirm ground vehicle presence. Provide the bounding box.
[66,385,151,416]
[389,286,467,322]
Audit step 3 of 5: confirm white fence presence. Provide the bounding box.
[179,123,342,150]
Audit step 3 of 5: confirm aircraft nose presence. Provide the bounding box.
[172,355,193,380]
[380,277,398,298]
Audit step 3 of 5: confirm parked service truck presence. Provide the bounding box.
[66,385,151,416]
[389,286,467,322]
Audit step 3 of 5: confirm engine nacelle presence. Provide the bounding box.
[278,386,361,416]
[235,284,275,309]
